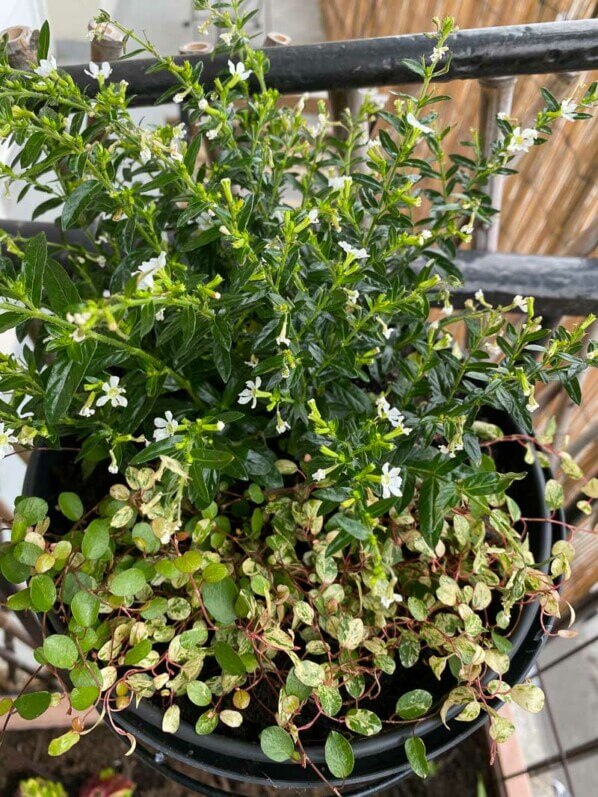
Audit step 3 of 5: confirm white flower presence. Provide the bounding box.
[313,468,327,482]
[307,208,319,224]
[0,423,18,460]
[430,45,449,65]
[153,410,179,441]
[238,377,262,409]
[108,450,119,474]
[71,328,86,342]
[169,140,183,162]
[442,303,454,317]
[155,308,165,321]
[66,311,91,326]
[206,126,220,141]
[560,99,577,122]
[198,98,209,112]
[276,318,291,347]
[275,413,290,435]
[460,223,474,235]
[506,127,538,154]
[173,92,187,104]
[367,91,387,110]
[96,376,128,409]
[526,392,539,413]
[381,592,403,609]
[244,354,259,369]
[97,256,106,268]
[172,123,186,140]
[418,229,433,244]
[367,137,381,151]
[79,405,95,417]
[339,240,368,260]
[345,289,360,306]
[228,60,252,81]
[84,61,112,81]
[497,111,509,121]
[35,56,57,78]
[216,421,225,431]
[328,175,352,191]
[475,289,485,302]
[133,251,166,290]
[380,463,403,499]
[439,444,455,458]
[513,294,529,313]
[376,317,393,340]
[406,112,433,135]
[220,31,234,46]
[376,396,408,430]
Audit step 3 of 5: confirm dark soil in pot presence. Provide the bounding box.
[22,410,561,793]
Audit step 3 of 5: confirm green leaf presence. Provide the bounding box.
[22,232,47,306]
[58,492,84,521]
[345,709,382,737]
[395,689,433,720]
[71,591,100,627]
[37,20,50,61]
[195,710,218,735]
[45,259,81,313]
[419,477,443,548]
[260,726,295,762]
[70,686,99,711]
[48,730,80,756]
[202,562,228,583]
[43,635,78,669]
[213,641,247,675]
[461,471,525,496]
[81,518,110,560]
[405,736,430,778]
[14,690,51,720]
[325,731,354,779]
[335,514,370,540]
[109,568,147,597]
[187,681,212,707]
[129,435,184,465]
[61,181,101,229]
[124,639,152,665]
[191,448,234,469]
[202,577,238,624]
[15,496,48,525]
[545,478,564,511]
[29,574,56,612]
[44,342,95,425]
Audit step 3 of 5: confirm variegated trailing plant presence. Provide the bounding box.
[0,1,596,791]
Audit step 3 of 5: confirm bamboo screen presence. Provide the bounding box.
[320,0,598,603]
[320,0,597,257]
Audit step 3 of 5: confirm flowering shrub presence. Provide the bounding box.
[0,0,596,789]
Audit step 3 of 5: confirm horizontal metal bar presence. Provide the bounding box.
[1,219,596,314]
[59,20,598,106]
[503,737,598,781]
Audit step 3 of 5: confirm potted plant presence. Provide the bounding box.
[0,2,596,794]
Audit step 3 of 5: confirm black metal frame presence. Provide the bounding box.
[61,20,598,106]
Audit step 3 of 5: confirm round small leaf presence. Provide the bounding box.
[29,574,56,613]
[48,730,80,756]
[15,497,48,525]
[325,731,354,779]
[14,690,51,720]
[82,518,110,560]
[109,568,147,597]
[43,635,78,669]
[70,686,99,711]
[202,562,228,583]
[260,726,295,762]
[405,736,430,779]
[71,591,100,628]
[195,710,218,735]
[345,709,382,737]
[395,689,433,720]
[202,577,238,624]
[187,681,212,707]
[58,492,84,521]
[213,641,246,676]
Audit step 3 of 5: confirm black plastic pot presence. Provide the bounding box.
[23,412,563,796]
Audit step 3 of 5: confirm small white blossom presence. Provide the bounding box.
[406,112,433,135]
[133,251,167,290]
[275,412,290,435]
[97,255,106,268]
[71,328,86,342]
[376,396,407,430]
[506,127,538,154]
[307,208,319,224]
[244,354,259,369]
[220,31,234,46]
[216,421,225,431]
[512,294,529,312]
[276,317,291,347]
[0,423,18,460]
[418,229,433,244]
[380,462,403,499]
[560,99,577,122]
[169,140,183,162]
[35,56,57,78]
[198,98,209,112]
[339,240,368,260]
[66,311,92,326]
[460,224,474,235]
[238,377,262,409]
[108,450,119,474]
[475,289,485,302]
[172,123,186,140]
[206,126,221,140]
[328,175,352,191]
[313,468,327,482]
[345,289,360,306]
[155,308,165,321]
[228,60,252,81]
[367,137,381,151]
[441,303,454,317]
[376,317,393,340]
[84,61,112,81]
[102,290,111,298]
[96,376,128,409]
[497,111,509,121]
[173,92,187,104]
[153,410,179,441]
[367,91,387,110]
[79,405,95,417]
[381,593,403,609]
[430,45,449,65]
